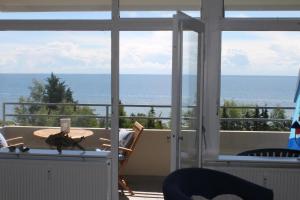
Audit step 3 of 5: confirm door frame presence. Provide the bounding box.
[171,11,205,171]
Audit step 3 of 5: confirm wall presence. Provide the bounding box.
[1,126,290,176]
[220,130,290,155]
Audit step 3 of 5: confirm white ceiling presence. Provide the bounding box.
[0,0,300,12]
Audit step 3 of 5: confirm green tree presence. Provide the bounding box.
[220,106,229,130]
[261,107,269,130]
[147,107,156,128]
[222,100,243,130]
[15,73,97,127]
[43,73,74,111]
[119,100,131,128]
[130,113,147,128]
[243,110,252,130]
[270,107,289,131]
[252,106,260,131]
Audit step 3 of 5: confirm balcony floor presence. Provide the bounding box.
[119,175,164,200]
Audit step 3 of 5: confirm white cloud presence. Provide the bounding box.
[120,31,172,74]
[222,32,300,76]
[0,31,172,74]
[1,31,300,76]
[0,33,111,74]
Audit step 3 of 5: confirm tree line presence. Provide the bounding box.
[220,100,291,131]
[13,74,293,131]
[14,73,166,129]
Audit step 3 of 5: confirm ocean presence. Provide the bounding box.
[0,74,297,119]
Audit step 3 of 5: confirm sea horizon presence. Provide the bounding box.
[0,73,297,119]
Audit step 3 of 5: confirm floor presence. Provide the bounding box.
[119,175,165,200]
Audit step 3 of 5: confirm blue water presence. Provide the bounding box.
[221,75,297,107]
[0,74,297,119]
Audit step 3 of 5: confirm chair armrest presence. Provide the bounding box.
[102,144,133,152]
[6,137,23,142]
[118,146,133,152]
[99,138,111,142]
[8,142,24,147]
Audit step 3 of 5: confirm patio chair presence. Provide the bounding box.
[163,168,273,200]
[0,131,26,151]
[238,148,300,157]
[99,121,144,196]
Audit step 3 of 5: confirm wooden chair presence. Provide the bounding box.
[238,148,300,157]
[6,137,24,148]
[99,121,144,195]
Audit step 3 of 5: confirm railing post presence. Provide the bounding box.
[105,105,109,129]
[2,103,5,126]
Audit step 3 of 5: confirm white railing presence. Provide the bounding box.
[2,102,294,129]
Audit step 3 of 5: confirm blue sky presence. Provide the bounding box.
[0,11,300,75]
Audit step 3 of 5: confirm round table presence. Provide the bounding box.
[33,128,94,139]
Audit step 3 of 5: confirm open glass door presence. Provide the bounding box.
[171,11,204,170]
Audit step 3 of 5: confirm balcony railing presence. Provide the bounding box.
[219,106,294,122]
[2,102,172,129]
[2,102,295,130]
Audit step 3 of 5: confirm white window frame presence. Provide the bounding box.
[1,0,300,198]
[200,0,300,161]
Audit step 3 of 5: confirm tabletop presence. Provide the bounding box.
[33,128,94,139]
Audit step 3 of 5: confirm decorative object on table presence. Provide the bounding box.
[60,118,71,133]
[45,131,85,153]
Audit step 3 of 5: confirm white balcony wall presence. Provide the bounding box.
[2,126,290,176]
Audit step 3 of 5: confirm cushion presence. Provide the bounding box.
[119,129,133,148]
[0,132,8,148]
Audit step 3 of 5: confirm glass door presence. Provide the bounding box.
[171,11,204,170]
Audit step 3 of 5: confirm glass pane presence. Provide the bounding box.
[0,31,111,150]
[120,10,200,18]
[120,0,201,18]
[224,0,300,15]
[0,0,111,19]
[180,30,199,168]
[121,11,176,18]
[226,11,300,18]
[0,11,111,19]
[220,31,298,155]
[119,31,172,129]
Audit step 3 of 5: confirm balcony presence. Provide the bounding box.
[0,102,297,200]
[0,124,291,199]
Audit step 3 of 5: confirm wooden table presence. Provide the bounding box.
[33,128,94,139]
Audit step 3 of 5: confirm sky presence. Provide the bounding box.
[0,11,300,75]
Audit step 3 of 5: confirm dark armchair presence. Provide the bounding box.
[163,168,273,200]
[237,148,300,157]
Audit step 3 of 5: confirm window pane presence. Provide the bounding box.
[0,11,111,19]
[0,31,111,130]
[220,31,297,154]
[120,0,200,18]
[226,11,300,18]
[119,31,172,129]
[120,11,200,18]
[0,0,111,19]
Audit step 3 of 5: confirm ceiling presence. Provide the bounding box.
[0,0,300,12]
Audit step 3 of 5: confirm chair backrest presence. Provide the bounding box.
[163,168,273,200]
[120,121,144,167]
[238,148,300,157]
[127,121,144,151]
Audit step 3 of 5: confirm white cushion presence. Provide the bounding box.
[0,132,8,148]
[119,129,133,147]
